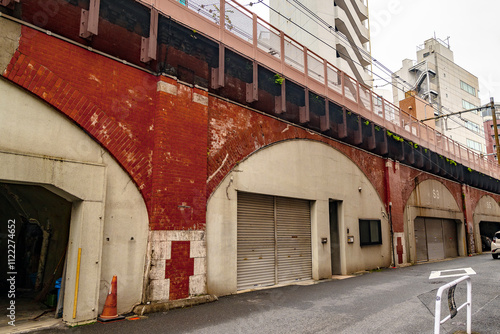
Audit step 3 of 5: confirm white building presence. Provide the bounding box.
[269,0,372,87]
[392,38,484,154]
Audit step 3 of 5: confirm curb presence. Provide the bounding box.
[132,295,218,315]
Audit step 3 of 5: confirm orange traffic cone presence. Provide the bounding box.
[98,276,125,322]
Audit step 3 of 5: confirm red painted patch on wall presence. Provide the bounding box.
[165,241,194,300]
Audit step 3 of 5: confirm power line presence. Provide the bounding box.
[243,0,485,148]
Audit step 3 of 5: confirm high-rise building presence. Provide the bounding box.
[269,0,372,86]
[392,38,484,154]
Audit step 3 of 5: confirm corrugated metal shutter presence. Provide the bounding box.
[276,196,312,283]
[426,218,445,261]
[237,192,312,290]
[442,219,458,258]
[414,217,459,262]
[414,217,428,262]
[237,192,275,290]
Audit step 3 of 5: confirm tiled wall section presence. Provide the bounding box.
[148,230,206,301]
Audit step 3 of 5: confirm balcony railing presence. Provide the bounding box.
[137,0,500,179]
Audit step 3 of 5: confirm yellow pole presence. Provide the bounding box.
[72,248,82,319]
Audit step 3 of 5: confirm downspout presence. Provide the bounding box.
[461,184,471,255]
[385,158,396,267]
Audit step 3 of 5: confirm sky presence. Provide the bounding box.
[247,0,500,105]
[367,0,500,105]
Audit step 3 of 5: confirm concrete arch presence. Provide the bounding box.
[207,139,390,296]
[403,179,466,264]
[472,195,500,252]
[0,78,149,324]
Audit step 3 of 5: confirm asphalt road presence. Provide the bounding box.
[34,254,500,334]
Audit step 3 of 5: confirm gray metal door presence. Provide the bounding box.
[426,218,445,261]
[237,192,276,290]
[442,219,458,258]
[414,217,428,262]
[276,196,312,283]
[237,192,312,290]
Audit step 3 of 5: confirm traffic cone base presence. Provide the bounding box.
[98,275,125,323]
[97,315,125,323]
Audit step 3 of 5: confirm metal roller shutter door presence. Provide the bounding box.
[414,217,428,262]
[442,219,458,258]
[426,218,445,261]
[413,217,459,262]
[237,192,312,290]
[237,192,276,290]
[276,196,312,283]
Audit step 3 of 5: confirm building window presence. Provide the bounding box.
[464,120,480,133]
[359,219,382,246]
[466,139,482,152]
[462,99,478,113]
[460,81,476,97]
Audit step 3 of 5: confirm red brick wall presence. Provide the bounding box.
[151,76,208,230]
[5,22,500,256]
[206,97,388,202]
[3,25,209,231]
[206,95,500,243]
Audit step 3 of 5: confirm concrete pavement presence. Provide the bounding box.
[22,254,500,333]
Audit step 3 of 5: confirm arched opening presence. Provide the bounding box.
[0,183,71,325]
[404,179,465,264]
[207,139,389,296]
[473,195,500,253]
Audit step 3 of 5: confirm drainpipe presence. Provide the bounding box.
[461,184,471,255]
[385,159,396,267]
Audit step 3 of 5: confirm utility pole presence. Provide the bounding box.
[490,97,500,164]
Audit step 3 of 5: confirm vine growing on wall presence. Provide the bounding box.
[202,4,235,31]
[274,73,284,85]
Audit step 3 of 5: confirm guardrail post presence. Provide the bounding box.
[434,275,471,334]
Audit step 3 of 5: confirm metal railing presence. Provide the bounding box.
[434,275,471,334]
[137,0,500,180]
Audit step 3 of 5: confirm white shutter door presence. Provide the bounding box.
[237,192,276,290]
[276,196,312,283]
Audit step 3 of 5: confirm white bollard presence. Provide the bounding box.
[434,275,471,334]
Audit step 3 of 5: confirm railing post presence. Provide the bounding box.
[434,276,471,334]
[280,32,285,74]
[219,0,225,42]
[304,46,309,86]
[324,60,328,96]
[252,13,257,56]
[341,72,345,101]
[356,81,361,108]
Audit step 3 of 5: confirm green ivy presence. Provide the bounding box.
[445,158,457,166]
[386,130,404,142]
[274,74,284,85]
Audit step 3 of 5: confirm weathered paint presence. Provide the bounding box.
[206,140,390,296]
[2,9,500,326]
